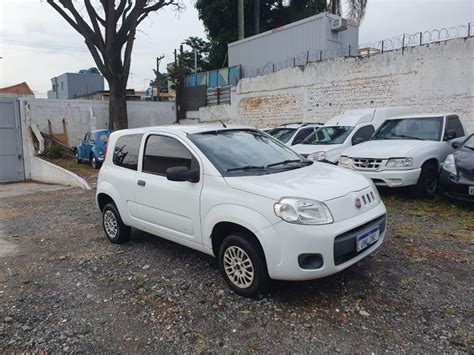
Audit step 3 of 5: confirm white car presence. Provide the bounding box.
[292,107,413,163]
[96,125,387,297]
[340,113,467,197]
[266,122,323,146]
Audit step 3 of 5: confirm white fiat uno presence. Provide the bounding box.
[96,125,387,297]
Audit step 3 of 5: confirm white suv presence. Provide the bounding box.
[96,125,387,297]
[266,122,323,146]
[340,113,467,196]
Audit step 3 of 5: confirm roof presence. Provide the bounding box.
[386,113,456,120]
[0,82,34,95]
[112,124,252,137]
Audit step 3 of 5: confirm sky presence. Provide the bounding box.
[0,0,473,97]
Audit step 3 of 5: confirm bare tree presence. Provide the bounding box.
[47,0,179,129]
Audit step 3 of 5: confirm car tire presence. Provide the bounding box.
[90,154,100,169]
[102,203,131,244]
[413,163,438,198]
[75,149,81,164]
[218,233,269,298]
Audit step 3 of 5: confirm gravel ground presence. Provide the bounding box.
[0,171,473,353]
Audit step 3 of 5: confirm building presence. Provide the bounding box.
[47,68,104,99]
[0,82,35,98]
[228,12,359,78]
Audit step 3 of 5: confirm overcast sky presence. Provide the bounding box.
[0,0,472,97]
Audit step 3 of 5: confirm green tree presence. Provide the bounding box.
[167,36,212,82]
[328,0,367,24]
[196,0,326,68]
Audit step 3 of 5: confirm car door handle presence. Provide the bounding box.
[137,180,146,187]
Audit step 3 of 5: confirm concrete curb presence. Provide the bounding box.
[30,157,91,190]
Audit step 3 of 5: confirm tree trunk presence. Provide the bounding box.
[108,79,128,130]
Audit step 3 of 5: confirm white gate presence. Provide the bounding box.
[0,98,25,182]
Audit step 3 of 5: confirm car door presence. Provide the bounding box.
[134,133,203,244]
[82,132,93,159]
[441,115,466,161]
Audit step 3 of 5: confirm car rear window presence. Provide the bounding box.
[113,134,143,171]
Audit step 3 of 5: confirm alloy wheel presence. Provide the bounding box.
[223,246,254,289]
[103,210,118,239]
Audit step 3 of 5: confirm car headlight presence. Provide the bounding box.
[308,152,327,161]
[274,198,334,225]
[339,156,351,166]
[386,158,413,169]
[442,154,457,176]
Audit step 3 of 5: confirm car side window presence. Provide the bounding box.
[113,134,143,171]
[352,125,375,145]
[143,135,199,176]
[84,133,90,142]
[446,116,465,138]
[292,127,314,145]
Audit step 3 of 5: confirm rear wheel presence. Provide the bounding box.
[102,203,131,244]
[413,163,438,197]
[75,149,81,164]
[90,154,100,169]
[218,233,269,298]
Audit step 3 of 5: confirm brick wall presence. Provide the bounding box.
[195,37,474,133]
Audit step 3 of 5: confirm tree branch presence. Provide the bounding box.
[46,0,81,33]
[84,0,106,50]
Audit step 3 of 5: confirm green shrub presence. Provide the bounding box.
[47,143,64,159]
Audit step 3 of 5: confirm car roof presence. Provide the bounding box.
[111,124,254,138]
[278,122,323,128]
[91,129,112,134]
[386,113,457,120]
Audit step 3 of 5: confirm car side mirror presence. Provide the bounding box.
[451,141,460,149]
[352,137,366,145]
[444,130,457,141]
[166,166,199,183]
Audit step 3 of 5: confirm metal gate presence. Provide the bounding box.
[0,98,25,182]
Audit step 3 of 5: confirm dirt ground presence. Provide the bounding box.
[0,161,473,353]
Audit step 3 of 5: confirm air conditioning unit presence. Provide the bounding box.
[331,18,348,32]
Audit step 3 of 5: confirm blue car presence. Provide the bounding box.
[75,129,112,169]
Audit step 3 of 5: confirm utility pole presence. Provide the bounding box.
[254,0,260,35]
[155,54,165,101]
[238,0,245,40]
[194,48,198,74]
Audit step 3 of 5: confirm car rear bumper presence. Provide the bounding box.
[347,168,421,188]
[258,202,387,281]
[439,170,474,202]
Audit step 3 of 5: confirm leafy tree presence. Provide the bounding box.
[167,36,212,82]
[196,0,326,68]
[329,0,367,24]
[47,0,180,130]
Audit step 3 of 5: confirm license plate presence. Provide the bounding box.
[469,186,474,196]
[356,228,380,252]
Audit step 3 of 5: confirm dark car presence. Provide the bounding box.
[439,133,474,202]
[75,129,112,169]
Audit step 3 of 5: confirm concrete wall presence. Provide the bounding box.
[21,99,176,147]
[193,37,474,133]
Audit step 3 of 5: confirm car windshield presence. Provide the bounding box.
[301,126,353,145]
[189,129,310,176]
[96,131,110,143]
[266,128,296,143]
[373,117,443,141]
[462,135,474,150]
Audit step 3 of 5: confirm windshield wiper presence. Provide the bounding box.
[266,159,306,168]
[463,145,474,151]
[227,165,265,172]
[389,134,424,141]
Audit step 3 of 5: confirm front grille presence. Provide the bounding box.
[461,171,474,181]
[352,158,383,170]
[333,215,386,266]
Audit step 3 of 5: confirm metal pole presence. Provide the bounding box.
[419,32,422,46]
[468,22,471,37]
[320,50,322,61]
[238,0,244,40]
[293,58,296,67]
[194,48,198,74]
[306,51,309,64]
[381,41,384,54]
[402,34,405,54]
[348,45,351,57]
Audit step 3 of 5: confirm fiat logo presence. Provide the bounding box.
[355,198,362,209]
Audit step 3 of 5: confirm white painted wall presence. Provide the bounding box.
[21,99,176,148]
[194,37,474,133]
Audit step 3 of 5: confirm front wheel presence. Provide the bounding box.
[412,163,438,197]
[218,233,269,298]
[75,149,81,164]
[102,203,131,244]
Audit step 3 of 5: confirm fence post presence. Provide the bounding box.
[348,45,351,57]
[306,51,309,64]
[402,34,405,54]
[419,31,422,46]
[293,58,296,67]
[272,63,275,72]
[319,50,322,61]
[381,40,384,54]
[468,22,471,37]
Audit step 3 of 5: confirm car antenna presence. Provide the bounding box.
[218,120,227,128]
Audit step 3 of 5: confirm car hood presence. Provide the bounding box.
[292,143,343,155]
[343,140,434,159]
[454,149,474,172]
[224,163,370,202]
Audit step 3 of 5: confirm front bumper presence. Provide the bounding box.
[257,202,387,281]
[439,170,474,202]
[344,168,421,188]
